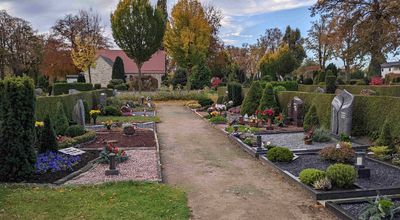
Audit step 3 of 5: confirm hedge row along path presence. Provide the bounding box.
[157,102,337,220]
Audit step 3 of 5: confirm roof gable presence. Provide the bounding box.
[96,50,166,74]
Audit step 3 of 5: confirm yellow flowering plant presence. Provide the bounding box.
[89,109,101,125]
[35,121,44,127]
[102,120,113,130]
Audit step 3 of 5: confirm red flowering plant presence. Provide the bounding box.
[98,143,129,164]
[370,76,383,85]
[274,113,285,127]
[256,109,275,121]
[211,77,222,89]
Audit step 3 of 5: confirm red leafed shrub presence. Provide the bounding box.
[211,77,222,88]
[370,76,383,85]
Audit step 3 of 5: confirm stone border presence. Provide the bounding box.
[152,127,163,183]
[259,152,400,201]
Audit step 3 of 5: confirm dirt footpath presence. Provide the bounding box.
[157,103,337,220]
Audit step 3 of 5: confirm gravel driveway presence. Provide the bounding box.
[157,102,337,220]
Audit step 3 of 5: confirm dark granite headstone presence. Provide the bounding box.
[99,93,107,106]
[287,96,304,127]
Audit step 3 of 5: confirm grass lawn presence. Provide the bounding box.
[97,115,161,123]
[0,182,189,220]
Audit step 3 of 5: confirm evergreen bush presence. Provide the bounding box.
[38,114,58,153]
[266,147,294,162]
[54,102,69,135]
[259,83,278,111]
[227,82,243,106]
[240,81,263,115]
[299,169,326,185]
[65,125,86,138]
[82,100,90,124]
[172,68,187,88]
[190,64,211,90]
[377,120,393,149]
[325,70,337,94]
[326,163,356,188]
[303,105,319,132]
[77,74,86,83]
[112,56,126,82]
[0,77,37,181]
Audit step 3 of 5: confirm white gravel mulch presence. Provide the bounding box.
[65,150,160,185]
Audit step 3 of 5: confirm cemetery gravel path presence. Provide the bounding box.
[157,102,337,220]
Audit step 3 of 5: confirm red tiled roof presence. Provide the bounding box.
[97,50,166,74]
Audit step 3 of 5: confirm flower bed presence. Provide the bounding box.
[25,151,99,184]
[82,128,156,149]
[326,196,400,220]
[260,152,400,200]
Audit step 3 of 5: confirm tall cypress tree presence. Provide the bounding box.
[112,56,126,82]
[39,115,58,153]
[0,77,36,181]
[54,102,69,135]
[258,83,278,111]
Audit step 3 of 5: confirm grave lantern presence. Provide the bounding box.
[355,151,370,178]
[256,135,263,151]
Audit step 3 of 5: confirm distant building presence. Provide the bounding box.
[381,61,400,78]
[83,50,166,88]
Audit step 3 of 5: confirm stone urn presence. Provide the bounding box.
[123,125,136,136]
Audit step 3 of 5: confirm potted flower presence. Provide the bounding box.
[103,120,113,130]
[89,109,101,125]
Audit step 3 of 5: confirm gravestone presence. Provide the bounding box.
[315,87,325,93]
[69,89,80,95]
[287,97,304,127]
[99,93,107,106]
[72,99,86,126]
[34,88,44,96]
[331,90,354,136]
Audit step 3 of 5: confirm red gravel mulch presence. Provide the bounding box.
[82,129,156,149]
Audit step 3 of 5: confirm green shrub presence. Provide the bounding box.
[315,71,326,84]
[65,125,85,138]
[227,82,243,106]
[53,83,93,95]
[319,142,355,163]
[339,133,351,142]
[38,115,58,152]
[270,81,298,91]
[325,71,337,94]
[198,97,214,107]
[94,84,101,90]
[376,120,393,149]
[369,146,391,160]
[54,102,69,135]
[112,56,126,82]
[259,83,278,111]
[35,89,112,121]
[266,147,294,162]
[326,163,357,188]
[304,78,313,85]
[77,74,86,83]
[172,68,187,88]
[241,81,263,115]
[117,90,208,102]
[312,128,331,142]
[114,83,128,91]
[0,76,36,181]
[209,116,227,124]
[225,125,261,134]
[304,105,319,132]
[104,106,122,116]
[190,64,211,90]
[58,130,96,149]
[299,169,326,185]
[273,85,287,94]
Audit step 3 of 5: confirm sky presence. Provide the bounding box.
[0,0,315,48]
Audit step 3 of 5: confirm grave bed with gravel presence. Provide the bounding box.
[65,149,160,184]
[261,152,400,200]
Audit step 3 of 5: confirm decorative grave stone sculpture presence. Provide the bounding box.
[331,90,354,136]
[72,99,86,126]
[315,87,325,93]
[287,96,304,127]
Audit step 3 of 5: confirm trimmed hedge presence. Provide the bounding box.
[218,81,298,98]
[117,90,209,102]
[53,83,93,95]
[299,84,400,97]
[35,89,113,121]
[277,91,400,138]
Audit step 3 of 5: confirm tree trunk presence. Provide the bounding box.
[88,66,92,83]
[138,64,143,93]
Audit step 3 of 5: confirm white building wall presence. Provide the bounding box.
[83,57,112,87]
[382,66,400,78]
